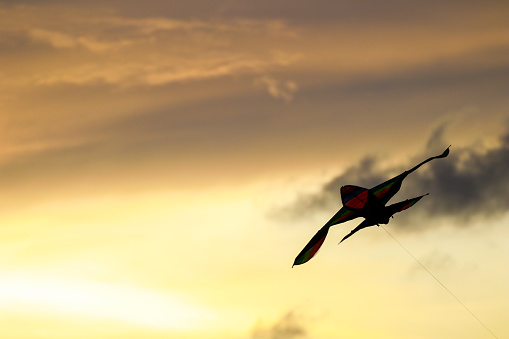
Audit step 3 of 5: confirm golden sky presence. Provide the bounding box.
[1,1,508,338]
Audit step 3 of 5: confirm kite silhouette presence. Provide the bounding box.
[293,146,450,266]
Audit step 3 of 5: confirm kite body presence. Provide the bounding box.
[293,146,450,266]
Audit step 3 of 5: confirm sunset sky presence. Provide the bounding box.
[1,1,508,338]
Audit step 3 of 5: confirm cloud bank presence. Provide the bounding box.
[279,126,509,226]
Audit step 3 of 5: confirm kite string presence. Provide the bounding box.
[380,225,499,339]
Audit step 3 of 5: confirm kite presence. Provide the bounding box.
[293,146,450,266]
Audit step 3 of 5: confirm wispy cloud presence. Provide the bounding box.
[255,75,298,102]
[2,2,508,91]
[0,5,300,88]
[250,312,307,339]
[29,29,77,49]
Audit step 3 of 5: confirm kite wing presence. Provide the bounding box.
[324,206,360,227]
[293,207,360,266]
[339,219,377,243]
[369,173,405,206]
[369,146,450,205]
[386,194,428,217]
[292,225,330,267]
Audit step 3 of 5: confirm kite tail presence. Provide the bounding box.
[293,225,330,267]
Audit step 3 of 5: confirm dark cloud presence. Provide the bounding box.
[273,157,390,221]
[406,131,509,222]
[278,125,509,227]
[250,312,307,339]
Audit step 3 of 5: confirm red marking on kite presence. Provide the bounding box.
[344,189,368,209]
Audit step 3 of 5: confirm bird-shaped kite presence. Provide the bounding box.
[293,146,450,266]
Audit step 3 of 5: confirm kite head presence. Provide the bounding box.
[439,145,451,158]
